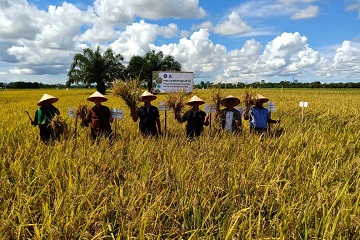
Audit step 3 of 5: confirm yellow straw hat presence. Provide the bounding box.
[220,95,240,107]
[140,91,157,102]
[87,91,108,102]
[186,95,205,106]
[256,94,269,103]
[37,94,59,106]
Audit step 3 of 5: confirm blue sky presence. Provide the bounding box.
[0,0,359,85]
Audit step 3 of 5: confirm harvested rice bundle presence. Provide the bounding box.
[210,84,224,113]
[112,78,141,112]
[49,115,68,135]
[242,87,257,108]
[75,103,89,127]
[165,90,186,119]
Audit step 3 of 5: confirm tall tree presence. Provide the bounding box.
[67,47,124,94]
[126,50,181,91]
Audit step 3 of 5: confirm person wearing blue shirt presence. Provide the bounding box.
[244,94,280,134]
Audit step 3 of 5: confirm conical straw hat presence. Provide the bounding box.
[220,95,240,107]
[186,95,205,105]
[256,94,269,103]
[87,91,108,102]
[37,94,59,106]
[140,91,157,102]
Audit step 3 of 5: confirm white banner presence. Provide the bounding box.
[111,108,124,119]
[152,71,193,93]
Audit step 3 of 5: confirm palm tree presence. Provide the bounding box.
[126,50,181,91]
[67,47,124,94]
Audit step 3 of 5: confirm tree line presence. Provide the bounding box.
[3,80,360,90]
[1,46,359,91]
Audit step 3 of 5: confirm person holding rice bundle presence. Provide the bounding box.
[86,91,114,141]
[31,94,60,144]
[244,94,280,134]
[176,95,210,140]
[131,91,161,137]
[215,95,242,134]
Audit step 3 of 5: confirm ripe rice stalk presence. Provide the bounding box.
[49,115,68,135]
[165,90,186,119]
[75,103,89,127]
[242,87,257,108]
[210,83,224,113]
[112,77,141,112]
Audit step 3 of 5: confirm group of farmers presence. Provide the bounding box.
[30,91,280,144]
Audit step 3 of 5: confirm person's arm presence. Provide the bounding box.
[130,108,139,122]
[31,110,38,126]
[243,108,250,120]
[156,117,161,134]
[214,109,224,124]
[175,111,186,123]
[268,118,280,124]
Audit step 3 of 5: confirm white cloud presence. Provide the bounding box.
[213,12,252,36]
[110,20,179,59]
[0,0,41,40]
[291,5,319,19]
[279,0,319,5]
[346,1,360,18]
[9,67,34,74]
[94,0,206,24]
[151,29,227,73]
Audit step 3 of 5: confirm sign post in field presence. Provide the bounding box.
[158,101,170,132]
[299,102,308,121]
[111,108,124,139]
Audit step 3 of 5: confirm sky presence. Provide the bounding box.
[0,0,360,85]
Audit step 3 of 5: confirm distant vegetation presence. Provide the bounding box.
[2,80,360,90]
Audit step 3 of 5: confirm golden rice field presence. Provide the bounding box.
[1,88,360,239]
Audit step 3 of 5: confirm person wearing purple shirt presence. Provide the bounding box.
[244,94,280,134]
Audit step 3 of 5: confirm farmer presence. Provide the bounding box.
[31,93,60,144]
[86,91,114,140]
[215,95,242,134]
[244,94,280,134]
[131,91,161,137]
[176,95,210,140]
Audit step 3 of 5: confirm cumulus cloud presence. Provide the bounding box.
[291,5,319,19]
[0,0,41,40]
[110,20,179,60]
[151,29,227,73]
[213,12,252,36]
[94,0,206,24]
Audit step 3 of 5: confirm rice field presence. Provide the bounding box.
[1,88,359,239]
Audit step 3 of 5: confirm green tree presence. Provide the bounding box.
[126,50,181,91]
[67,47,124,94]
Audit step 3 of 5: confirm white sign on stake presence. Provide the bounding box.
[299,102,308,107]
[204,104,217,114]
[111,108,124,119]
[158,101,170,111]
[267,102,276,112]
[68,107,76,118]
